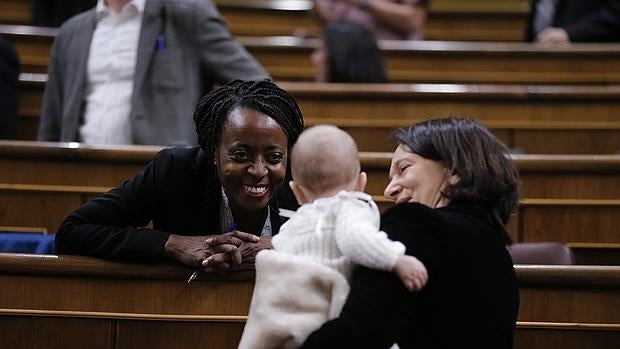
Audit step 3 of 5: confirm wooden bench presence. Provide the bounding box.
[2,142,619,200]
[1,141,618,263]
[0,0,30,25]
[0,0,528,41]
[4,24,620,84]
[215,0,529,41]
[16,78,620,154]
[0,253,618,349]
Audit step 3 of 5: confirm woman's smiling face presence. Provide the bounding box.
[384,145,451,208]
[216,107,289,215]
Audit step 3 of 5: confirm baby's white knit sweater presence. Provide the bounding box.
[272,190,405,280]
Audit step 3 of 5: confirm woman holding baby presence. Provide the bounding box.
[301,117,520,349]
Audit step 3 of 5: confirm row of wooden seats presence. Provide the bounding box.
[216,0,529,41]
[16,77,620,154]
[4,184,617,264]
[1,141,618,264]
[0,253,618,349]
[0,0,529,41]
[4,24,620,84]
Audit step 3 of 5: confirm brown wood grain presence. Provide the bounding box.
[16,78,620,154]
[0,0,528,41]
[4,24,620,83]
[0,254,618,349]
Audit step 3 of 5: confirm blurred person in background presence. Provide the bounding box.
[526,0,620,44]
[314,0,427,40]
[312,21,388,83]
[37,0,267,146]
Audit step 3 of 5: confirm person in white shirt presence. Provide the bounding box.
[238,125,428,349]
[38,0,267,145]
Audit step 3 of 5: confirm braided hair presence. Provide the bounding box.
[193,79,305,231]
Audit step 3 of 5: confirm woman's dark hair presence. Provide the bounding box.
[323,21,388,83]
[192,79,305,230]
[392,118,520,243]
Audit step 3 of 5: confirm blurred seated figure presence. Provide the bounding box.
[526,0,620,44]
[32,0,97,27]
[312,21,388,82]
[0,35,19,140]
[314,0,427,40]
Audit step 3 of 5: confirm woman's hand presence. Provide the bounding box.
[202,231,264,274]
[163,234,211,267]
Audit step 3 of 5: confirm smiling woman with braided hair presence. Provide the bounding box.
[56,79,304,273]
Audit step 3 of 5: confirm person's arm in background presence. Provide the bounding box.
[302,203,438,348]
[313,0,426,35]
[359,0,426,35]
[37,32,64,141]
[537,0,620,43]
[194,0,269,82]
[348,0,426,36]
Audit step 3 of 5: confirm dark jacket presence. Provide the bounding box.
[302,202,519,349]
[526,0,620,42]
[0,35,19,139]
[55,146,296,260]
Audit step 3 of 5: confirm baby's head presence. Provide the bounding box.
[290,125,367,204]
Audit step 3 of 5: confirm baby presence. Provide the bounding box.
[238,125,427,349]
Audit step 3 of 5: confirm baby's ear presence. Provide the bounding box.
[289,181,308,205]
[356,172,368,192]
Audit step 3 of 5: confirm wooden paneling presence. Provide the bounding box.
[116,321,244,349]
[0,316,112,349]
[0,254,618,349]
[214,0,528,41]
[1,142,618,262]
[519,200,619,244]
[16,78,620,154]
[0,187,86,232]
[247,38,620,84]
[0,0,30,25]
[0,0,528,41]
[515,324,620,349]
[4,24,620,84]
[3,142,619,200]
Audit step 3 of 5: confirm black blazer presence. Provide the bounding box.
[526,0,620,42]
[0,35,19,139]
[302,203,519,349]
[55,146,297,260]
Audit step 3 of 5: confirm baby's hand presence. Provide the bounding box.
[393,255,428,292]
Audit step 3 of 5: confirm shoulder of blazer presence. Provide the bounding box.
[57,8,96,36]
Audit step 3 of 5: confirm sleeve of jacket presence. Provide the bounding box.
[194,0,269,82]
[37,30,65,141]
[55,149,174,260]
[564,0,620,42]
[301,203,437,349]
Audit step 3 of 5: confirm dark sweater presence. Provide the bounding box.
[302,202,519,349]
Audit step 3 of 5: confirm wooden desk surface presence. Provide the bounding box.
[0,253,618,349]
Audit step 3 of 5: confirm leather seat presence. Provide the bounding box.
[508,242,575,265]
